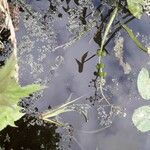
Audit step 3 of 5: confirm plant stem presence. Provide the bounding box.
[0,0,19,80]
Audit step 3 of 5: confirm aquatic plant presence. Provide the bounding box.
[0,1,150,150]
[0,55,43,131]
[132,68,150,132]
[40,94,91,126]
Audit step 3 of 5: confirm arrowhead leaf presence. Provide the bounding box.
[75,58,84,73]
[81,51,89,62]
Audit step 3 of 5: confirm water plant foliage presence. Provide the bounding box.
[122,24,148,52]
[132,106,150,132]
[127,0,145,19]
[0,0,150,142]
[0,56,43,131]
[132,68,150,132]
[41,94,91,126]
[137,68,150,100]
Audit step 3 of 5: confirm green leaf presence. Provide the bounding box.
[0,55,16,82]
[0,105,24,131]
[0,56,44,131]
[137,68,150,100]
[122,24,148,52]
[127,0,145,19]
[132,106,150,132]
[0,57,44,106]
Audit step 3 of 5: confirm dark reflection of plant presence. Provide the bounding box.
[0,115,61,150]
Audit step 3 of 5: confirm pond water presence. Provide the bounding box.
[0,0,150,150]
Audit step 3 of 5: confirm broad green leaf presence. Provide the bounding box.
[0,55,16,82]
[137,68,150,100]
[132,106,150,132]
[127,0,145,19]
[0,56,44,107]
[0,56,44,131]
[3,83,43,104]
[122,24,148,52]
[0,105,24,131]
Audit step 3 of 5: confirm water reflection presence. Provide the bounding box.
[0,115,60,150]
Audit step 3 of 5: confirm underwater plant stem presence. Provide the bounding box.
[40,94,88,127]
[72,136,86,150]
[96,7,118,105]
[99,85,110,105]
[104,16,135,47]
[0,0,19,80]
[84,54,96,63]
[99,7,118,53]
[75,125,111,134]
[98,6,118,72]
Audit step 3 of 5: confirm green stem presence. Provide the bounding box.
[100,6,118,52]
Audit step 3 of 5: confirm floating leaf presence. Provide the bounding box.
[132,106,150,132]
[137,68,150,100]
[127,0,145,19]
[122,24,148,52]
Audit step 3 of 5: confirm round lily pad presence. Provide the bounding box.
[132,106,150,132]
[137,68,150,100]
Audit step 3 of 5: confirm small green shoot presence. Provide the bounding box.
[122,24,148,52]
[41,94,91,126]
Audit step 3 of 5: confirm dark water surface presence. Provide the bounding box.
[0,0,150,150]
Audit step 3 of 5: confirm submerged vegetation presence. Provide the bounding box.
[0,0,150,149]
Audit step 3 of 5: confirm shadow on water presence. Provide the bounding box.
[0,115,60,150]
